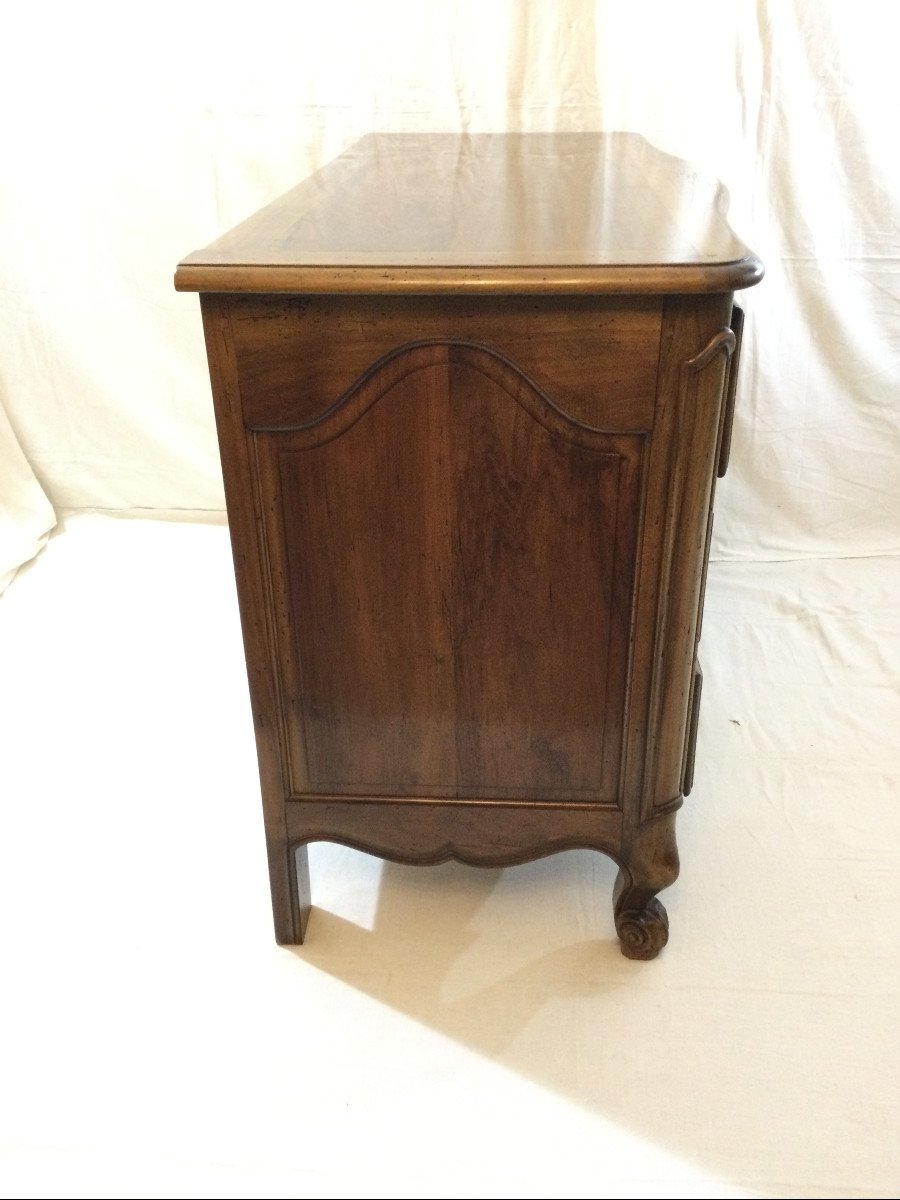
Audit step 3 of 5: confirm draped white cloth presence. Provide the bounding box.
[0,5,897,1192]
[0,403,55,593]
[0,1,896,566]
[0,517,897,1196]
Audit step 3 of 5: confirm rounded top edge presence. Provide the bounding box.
[174,255,764,297]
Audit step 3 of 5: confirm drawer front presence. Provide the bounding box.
[630,292,736,813]
[681,659,703,796]
[229,294,662,434]
[681,304,742,793]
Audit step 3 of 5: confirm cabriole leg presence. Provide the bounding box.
[613,810,680,960]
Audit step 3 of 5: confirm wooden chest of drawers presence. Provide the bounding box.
[176,133,762,958]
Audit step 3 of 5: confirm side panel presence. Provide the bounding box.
[228,293,662,432]
[199,289,746,948]
[252,340,643,806]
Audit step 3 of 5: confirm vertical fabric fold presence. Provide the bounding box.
[0,400,56,594]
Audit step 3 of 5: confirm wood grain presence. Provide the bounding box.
[253,341,642,804]
[175,133,763,295]
[620,293,735,819]
[284,799,624,868]
[230,294,662,432]
[199,294,310,943]
[182,135,762,955]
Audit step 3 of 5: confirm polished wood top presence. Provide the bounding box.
[176,133,762,295]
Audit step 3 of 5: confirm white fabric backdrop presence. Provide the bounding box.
[0,404,55,592]
[0,0,897,561]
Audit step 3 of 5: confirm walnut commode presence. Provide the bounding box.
[176,133,762,958]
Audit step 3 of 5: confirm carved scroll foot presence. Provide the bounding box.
[613,809,680,960]
[614,883,670,960]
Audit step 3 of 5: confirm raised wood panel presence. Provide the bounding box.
[276,348,457,797]
[253,342,642,805]
[231,294,662,433]
[445,355,635,800]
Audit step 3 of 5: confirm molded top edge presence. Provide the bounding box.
[176,133,763,295]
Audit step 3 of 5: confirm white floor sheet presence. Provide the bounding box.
[0,514,897,1199]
